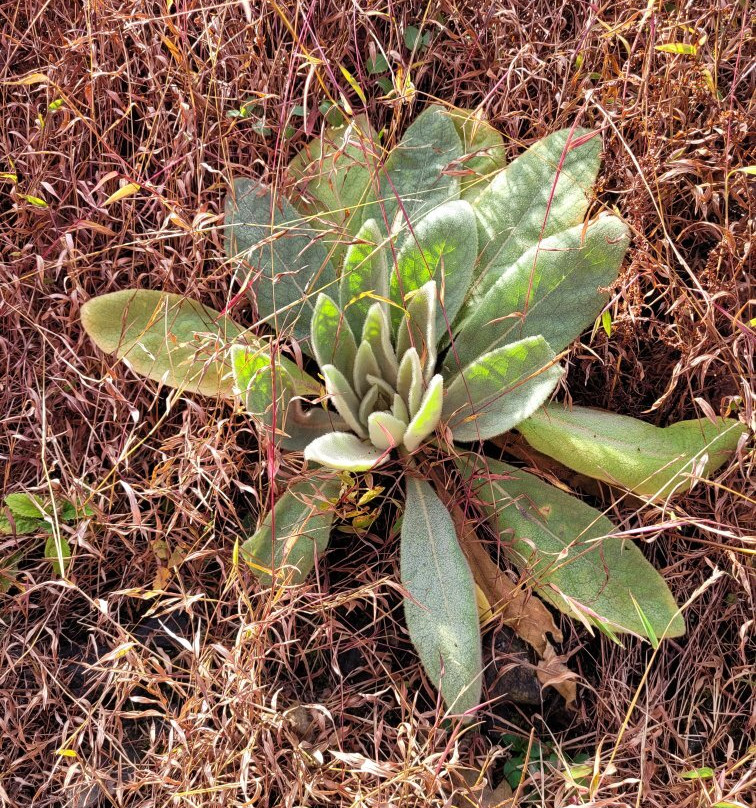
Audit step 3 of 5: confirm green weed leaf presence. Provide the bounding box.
[340,218,390,336]
[303,431,386,471]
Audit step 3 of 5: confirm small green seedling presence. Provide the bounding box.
[81,105,747,716]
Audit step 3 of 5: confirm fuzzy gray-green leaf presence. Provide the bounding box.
[469,128,602,306]
[241,476,341,585]
[403,374,443,452]
[401,478,482,715]
[322,364,365,438]
[396,281,437,381]
[225,178,336,342]
[368,410,407,450]
[518,405,748,499]
[311,293,357,378]
[458,456,685,639]
[361,303,398,387]
[445,107,508,202]
[340,218,390,336]
[303,432,386,471]
[443,336,562,442]
[392,201,477,337]
[449,215,630,370]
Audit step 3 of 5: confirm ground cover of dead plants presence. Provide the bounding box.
[0,1,754,806]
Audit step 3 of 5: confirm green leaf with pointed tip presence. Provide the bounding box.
[353,341,381,399]
[322,365,365,438]
[360,105,463,235]
[224,178,336,342]
[288,115,379,265]
[443,336,562,442]
[445,107,507,202]
[361,303,399,387]
[518,405,748,499]
[449,216,630,371]
[278,401,345,451]
[45,534,71,576]
[392,201,477,337]
[458,455,685,639]
[403,374,443,452]
[340,219,391,336]
[359,385,381,426]
[303,432,386,471]
[368,410,407,450]
[241,476,341,586]
[230,345,294,433]
[396,281,437,381]
[401,478,482,715]
[392,393,410,424]
[469,128,602,307]
[5,492,48,518]
[82,290,248,398]
[311,293,357,378]
[396,347,424,418]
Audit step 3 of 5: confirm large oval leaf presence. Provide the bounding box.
[392,200,477,338]
[458,455,685,639]
[445,106,507,202]
[311,293,357,378]
[224,178,337,343]
[360,105,463,235]
[449,215,629,370]
[442,336,563,442]
[241,476,341,586]
[518,405,747,499]
[401,477,482,715]
[469,128,602,306]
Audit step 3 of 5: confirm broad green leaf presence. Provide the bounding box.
[392,200,477,337]
[403,374,443,452]
[278,401,345,452]
[361,303,399,386]
[303,432,386,471]
[469,128,602,306]
[322,365,365,437]
[340,219,390,337]
[288,114,379,264]
[45,535,71,576]
[82,290,248,398]
[445,107,507,201]
[368,410,407,450]
[396,280,437,381]
[0,515,43,535]
[360,105,463,235]
[311,293,357,378]
[224,178,336,342]
[241,476,341,585]
[449,215,629,370]
[401,478,482,715]
[518,405,747,499]
[5,492,47,518]
[443,336,563,442]
[458,456,685,639]
[230,345,293,433]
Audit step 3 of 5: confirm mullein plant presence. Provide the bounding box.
[82,105,747,715]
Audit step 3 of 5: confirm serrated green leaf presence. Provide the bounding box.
[82,290,255,398]
[367,410,407,450]
[241,476,341,585]
[448,216,629,370]
[5,492,47,518]
[445,107,507,201]
[458,455,685,639]
[393,201,477,337]
[45,535,71,576]
[0,515,43,535]
[396,281,437,382]
[224,178,337,342]
[340,219,391,336]
[311,293,357,377]
[321,365,365,438]
[443,336,562,442]
[403,374,443,452]
[303,431,386,471]
[518,405,747,499]
[680,767,715,779]
[360,105,463,235]
[401,478,482,715]
[469,128,602,307]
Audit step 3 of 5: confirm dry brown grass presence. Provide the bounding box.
[1,1,754,805]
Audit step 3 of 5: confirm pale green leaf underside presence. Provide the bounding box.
[224,178,336,343]
[303,431,386,471]
[443,336,563,442]
[241,476,341,586]
[82,290,249,398]
[470,127,602,306]
[450,215,630,370]
[458,456,685,639]
[404,374,444,452]
[518,405,747,499]
[392,200,478,337]
[401,478,482,715]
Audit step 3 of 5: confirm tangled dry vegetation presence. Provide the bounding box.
[1,1,754,806]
